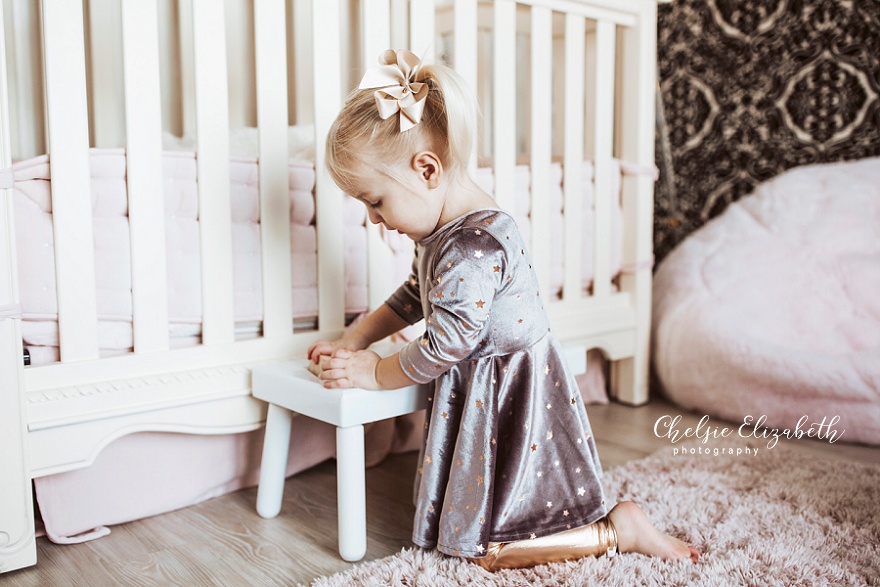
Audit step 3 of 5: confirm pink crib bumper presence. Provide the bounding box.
[11,148,630,365]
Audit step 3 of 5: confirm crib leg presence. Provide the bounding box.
[610,355,649,406]
[256,404,294,519]
[336,424,366,562]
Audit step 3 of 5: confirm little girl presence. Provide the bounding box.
[308,50,700,570]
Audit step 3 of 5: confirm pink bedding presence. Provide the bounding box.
[12,149,628,365]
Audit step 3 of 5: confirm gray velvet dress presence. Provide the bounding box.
[384,207,609,559]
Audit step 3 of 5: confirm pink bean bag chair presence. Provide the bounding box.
[652,157,880,446]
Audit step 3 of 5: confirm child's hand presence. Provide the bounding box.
[319,349,382,390]
[307,334,366,365]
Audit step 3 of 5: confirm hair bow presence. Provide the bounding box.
[359,49,428,132]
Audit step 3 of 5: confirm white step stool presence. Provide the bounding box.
[252,342,586,561]
[252,348,428,561]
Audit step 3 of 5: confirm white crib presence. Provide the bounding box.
[0,0,656,573]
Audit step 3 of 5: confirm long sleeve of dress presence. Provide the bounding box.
[399,228,507,384]
[384,244,425,326]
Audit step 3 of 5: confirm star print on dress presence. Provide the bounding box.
[383,210,607,559]
[396,230,504,385]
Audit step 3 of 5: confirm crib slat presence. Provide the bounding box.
[619,13,655,272]
[121,0,170,353]
[409,0,435,63]
[192,0,235,344]
[454,0,478,168]
[562,13,585,301]
[255,0,293,338]
[312,0,345,334]
[42,0,99,362]
[529,6,552,299]
[492,0,516,212]
[591,20,615,299]
[361,0,397,311]
[611,3,657,405]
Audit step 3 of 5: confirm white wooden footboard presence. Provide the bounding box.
[0,0,656,573]
[435,0,656,403]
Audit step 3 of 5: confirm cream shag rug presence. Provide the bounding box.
[305,438,880,587]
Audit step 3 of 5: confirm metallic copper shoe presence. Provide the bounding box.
[469,515,619,571]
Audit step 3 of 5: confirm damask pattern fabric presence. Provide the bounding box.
[654,0,880,262]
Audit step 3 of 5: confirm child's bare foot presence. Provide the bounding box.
[607,501,701,563]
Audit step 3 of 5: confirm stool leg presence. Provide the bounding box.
[256,404,294,519]
[336,424,366,562]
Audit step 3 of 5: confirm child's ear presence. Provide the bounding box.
[412,151,442,189]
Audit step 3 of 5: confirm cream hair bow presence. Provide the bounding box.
[359,49,428,132]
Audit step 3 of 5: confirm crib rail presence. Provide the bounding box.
[42,0,99,363]
[122,0,169,354]
[255,0,295,338]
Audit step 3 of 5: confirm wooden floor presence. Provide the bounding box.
[3,395,877,586]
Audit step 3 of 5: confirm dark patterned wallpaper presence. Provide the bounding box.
[653,0,880,263]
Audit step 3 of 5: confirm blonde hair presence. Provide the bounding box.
[326,62,477,194]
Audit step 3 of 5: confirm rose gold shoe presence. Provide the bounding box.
[469,516,619,571]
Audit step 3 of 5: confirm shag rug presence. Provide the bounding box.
[305,438,880,587]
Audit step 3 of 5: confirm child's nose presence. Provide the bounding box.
[367,208,382,225]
